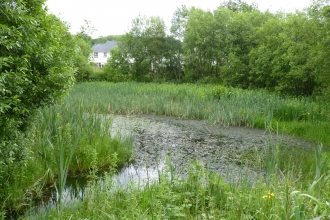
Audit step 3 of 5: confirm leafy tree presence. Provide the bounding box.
[221,10,268,88]
[250,12,318,96]
[308,0,330,97]
[170,5,189,42]
[117,15,167,81]
[73,35,94,82]
[0,0,75,164]
[221,0,258,12]
[101,46,132,82]
[162,36,182,81]
[249,17,284,89]
[183,7,220,82]
[182,3,265,84]
[170,5,189,81]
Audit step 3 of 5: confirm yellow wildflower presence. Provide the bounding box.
[262,190,275,199]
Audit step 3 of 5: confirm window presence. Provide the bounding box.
[94,52,98,58]
[104,52,107,58]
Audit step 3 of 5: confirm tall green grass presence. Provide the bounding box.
[5,81,330,219]
[31,104,132,176]
[1,99,132,218]
[67,82,330,145]
[26,145,330,219]
[21,81,330,219]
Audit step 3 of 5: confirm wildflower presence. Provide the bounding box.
[262,190,275,199]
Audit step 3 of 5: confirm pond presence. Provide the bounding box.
[40,114,316,208]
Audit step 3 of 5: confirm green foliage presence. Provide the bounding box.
[28,147,330,219]
[67,82,330,145]
[183,8,220,81]
[221,0,258,12]
[0,94,132,217]
[0,0,75,164]
[307,1,330,99]
[250,13,318,96]
[170,5,189,42]
[127,15,167,81]
[72,36,94,82]
[100,0,330,100]
[100,47,132,82]
[91,35,122,45]
[100,15,182,82]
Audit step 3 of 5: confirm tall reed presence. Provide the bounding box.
[1,97,132,218]
[66,82,330,145]
[12,81,330,219]
[26,145,330,219]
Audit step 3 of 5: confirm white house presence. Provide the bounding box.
[90,41,117,68]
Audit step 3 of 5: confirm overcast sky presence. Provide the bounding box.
[46,0,313,38]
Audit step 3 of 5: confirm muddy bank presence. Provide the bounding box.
[110,114,317,185]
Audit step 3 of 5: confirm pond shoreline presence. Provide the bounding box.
[110,114,317,184]
[26,114,320,218]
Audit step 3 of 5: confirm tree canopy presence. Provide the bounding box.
[0,0,76,164]
[100,0,330,98]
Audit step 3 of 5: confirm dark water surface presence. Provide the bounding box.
[40,114,317,208]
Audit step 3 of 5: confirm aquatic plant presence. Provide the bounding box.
[4,81,330,219]
[26,146,330,219]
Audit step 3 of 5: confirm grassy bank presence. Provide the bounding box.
[1,96,132,218]
[28,148,330,219]
[25,82,330,219]
[4,81,330,219]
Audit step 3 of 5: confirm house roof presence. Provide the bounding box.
[92,41,117,53]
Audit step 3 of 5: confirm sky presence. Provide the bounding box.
[45,0,313,38]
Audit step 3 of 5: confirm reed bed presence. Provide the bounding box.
[30,104,132,176]
[67,82,330,145]
[28,146,330,219]
[15,82,330,219]
[1,97,132,218]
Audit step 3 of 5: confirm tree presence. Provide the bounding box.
[219,10,265,88]
[0,0,76,164]
[249,12,318,96]
[118,15,167,81]
[162,36,182,81]
[308,0,330,97]
[73,35,94,82]
[170,5,189,42]
[183,7,220,82]
[101,46,132,82]
[221,0,258,13]
[170,5,189,80]
[181,3,264,84]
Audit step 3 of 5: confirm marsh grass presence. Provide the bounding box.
[30,103,132,177]
[48,129,79,215]
[1,99,132,218]
[67,82,330,145]
[26,145,330,219]
[6,82,330,219]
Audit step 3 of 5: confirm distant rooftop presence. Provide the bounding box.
[92,41,117,52]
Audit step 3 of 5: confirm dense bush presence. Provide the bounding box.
[0,0,76,215]
[0,0,76,163]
